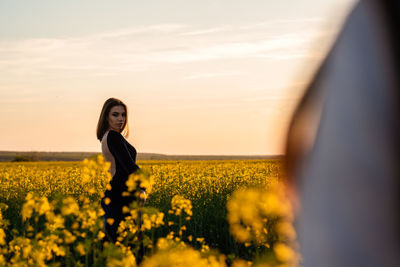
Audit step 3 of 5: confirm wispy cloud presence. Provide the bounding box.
[238,17,324,30]
[179,26,231,36]
[184,71,247,80]
[87,23,188,40]
[0,18,329,79]
[157,31,323,64]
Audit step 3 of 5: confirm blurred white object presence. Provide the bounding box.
[140,189,147,205]
[286,0,400,266]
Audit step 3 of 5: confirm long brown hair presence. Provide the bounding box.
[96,98,130,142]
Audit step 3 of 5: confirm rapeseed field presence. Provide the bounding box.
[0,155,299,266]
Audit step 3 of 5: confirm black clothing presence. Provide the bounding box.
[104,129,140,202]
[101,129,140,243]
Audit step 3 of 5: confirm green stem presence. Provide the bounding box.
[93,242,96,266]
[179,214,182,239]
[151,228,154,251]
[85,247,89,267]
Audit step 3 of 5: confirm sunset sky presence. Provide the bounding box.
[0,0,356,155]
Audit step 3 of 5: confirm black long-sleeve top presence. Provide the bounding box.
[105,130,140,201]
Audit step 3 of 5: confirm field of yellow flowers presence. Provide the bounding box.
[0,155,300,266]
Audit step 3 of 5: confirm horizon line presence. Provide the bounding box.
[0,150,285,157]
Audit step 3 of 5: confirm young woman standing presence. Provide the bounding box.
[96,97,143,243]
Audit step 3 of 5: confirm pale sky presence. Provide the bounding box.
[0,0,357,155]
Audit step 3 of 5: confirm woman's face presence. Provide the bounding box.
[107,105,126,132]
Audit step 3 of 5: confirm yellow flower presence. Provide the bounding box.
[170,195,192,217]
[97,231,105,240]
[75,243,86,256]
[122,206,130,213]
[273,242,297,264]
[63,230,76,244]
[72,222,79,229]
[21,199,35,221]
[275,221,297,241]
[0,255,5,265]
[61,197,79,216]
[107,218,115,225]
[227,182,296,247]
[0,229,6,246]
[141,244,226,267]
[231,259,252,267]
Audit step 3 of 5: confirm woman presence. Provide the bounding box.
[96,97,144,243]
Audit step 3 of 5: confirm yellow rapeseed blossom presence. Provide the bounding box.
[45,212,65,231]
[0,158,293,266]
[107,218,115,225]
[227,181,299,266]
[231,259,252,267]
[141,241,226,267]
[227,182,294,246]
[75,242,86,256]
[126,169,154,195]
[275,221,297,241]
[122,205,130,213]
[0,229,5,246]
[62,229,76,244]
[170,195,192,217]
[273,242,299,265]
[61,197,80,216]
[106,247,137,267]
[21,193,35,221]
[98,231,106,240]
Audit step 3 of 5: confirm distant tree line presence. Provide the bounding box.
[12,153,39,162]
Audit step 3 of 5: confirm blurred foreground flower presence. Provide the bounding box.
[126,169,154,198]
[227,182,300,266]
[141,238,226,267]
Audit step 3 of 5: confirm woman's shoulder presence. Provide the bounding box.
[107,129,122,137]
[107,130,127,143]
[101,129,116,142]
